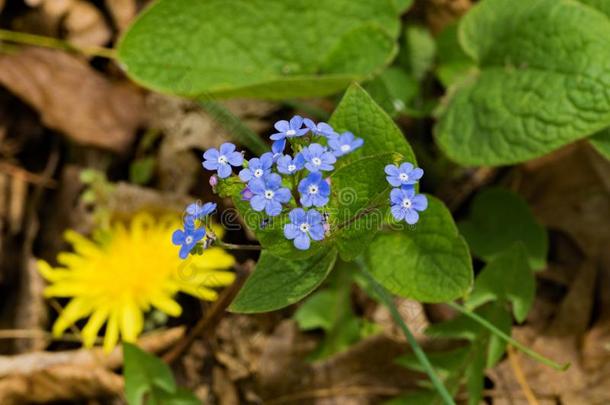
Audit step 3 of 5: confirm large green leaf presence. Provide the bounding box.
[365,67,419,117]
[329,84,416,168]
[435,23,475,88]
[328,153,402,261]
[466,243,535,323]
[590,128,610,160]
[229,248,337,313]
[458,187,548,270]
[366,196,473,302]
[435,0,610,165]
[117,0,399,99]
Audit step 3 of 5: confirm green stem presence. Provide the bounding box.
[359,268,455,405]
[197,99,268,155]
[216,240,262,251]
[0,29,116,59]
[447,302,570,371]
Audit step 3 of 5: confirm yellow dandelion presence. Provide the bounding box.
[38,212,235,352]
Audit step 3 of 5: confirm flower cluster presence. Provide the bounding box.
[172,201,217,259]
[196,115,363,252]
[384,162,428,224]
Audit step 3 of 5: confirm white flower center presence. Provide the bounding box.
[340,144,351,152]
[402,198,412,209]
[308,185,318,195]
[299,223,310,232]
[312,157,322,166]
[286,129,296,136]
[288,164,296,172]
[218,155,228,164]
[254,168,264,177]
[399,173,409,181]
[185,236,194,244]
[264,190,275,200]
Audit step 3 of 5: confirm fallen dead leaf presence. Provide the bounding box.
[13,259,47,353]
[63,1,111,47]
[0,48,143,152]
[105,0,137,31]
[425,0,473,34]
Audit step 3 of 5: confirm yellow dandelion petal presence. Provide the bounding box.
[104,309,120,353]
[150,294,182,317]
[39,212,235,352]
[82,307,109,347]
[52,298,93,337]
[120,299,144,343]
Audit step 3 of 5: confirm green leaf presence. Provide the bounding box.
[465,344,485,405]
[435,23,475,88]
[435,0,610,165]
[328,153,402,261]
[229,248,338,313]
[579,0,610,17]
[399,25,436,81]
[396,347,470,377]
[366,196,473,302]
[392,0,414,14]
[329,84,416,168]
[365,67,419,117]
[129,156,155,185]
[123,343,198,405]
[117,0,400,100]
[466,243,535,323]
[458,187,548,270]
[590,128,610,160]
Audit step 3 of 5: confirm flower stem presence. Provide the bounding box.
[447,302,570,371]
[216,241,262,251]
[0,29,116,59]
[359,267,456,405]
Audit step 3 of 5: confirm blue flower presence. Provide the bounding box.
[186,201,217,221]
[276,154,303,175]
[384,163,424,187]
[390,187,428,225]
[298,172,330,207]
[239,152,274,182]
[295,143,336,172]
[202,143,243,178]
[328,131,364,157]
[248,173,292,216]
[303,118,337,138]
[283,208,325,250]
[171,218,206,259]
[270,115,308,155]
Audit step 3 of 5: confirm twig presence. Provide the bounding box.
[216,241,262,251]
[0,161,57,188]
[507,345,540,405]
[163,261,254,363]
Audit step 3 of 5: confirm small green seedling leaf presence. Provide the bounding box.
[458,187,548,270]
[399,25,436,81]
[123,343,199,405]
[466,243,535,322]
[366,196,473,302]
[230,249,338,313]
[590,128,610,160]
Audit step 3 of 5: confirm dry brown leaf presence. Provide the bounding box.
[424,0,472,34]
[0,364,123,404]
[212,366,240,405]
[105,0,137,31]
[0,48,144,152]
[64,1,111,47]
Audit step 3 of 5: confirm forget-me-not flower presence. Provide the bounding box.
[295,143,336,172]
[328,131,364,157]
[283,208,325,250]
[186,201,217,221]
[171,217,206,259]
[248,173,291,216]
[276,154,303,175]
[270,115,308,154]
[303,118,337,138]
[298,172,330,207]
[384,163,424,187]
[239,152,274,182]
[202,143,243,178]
[390,187,428,225]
